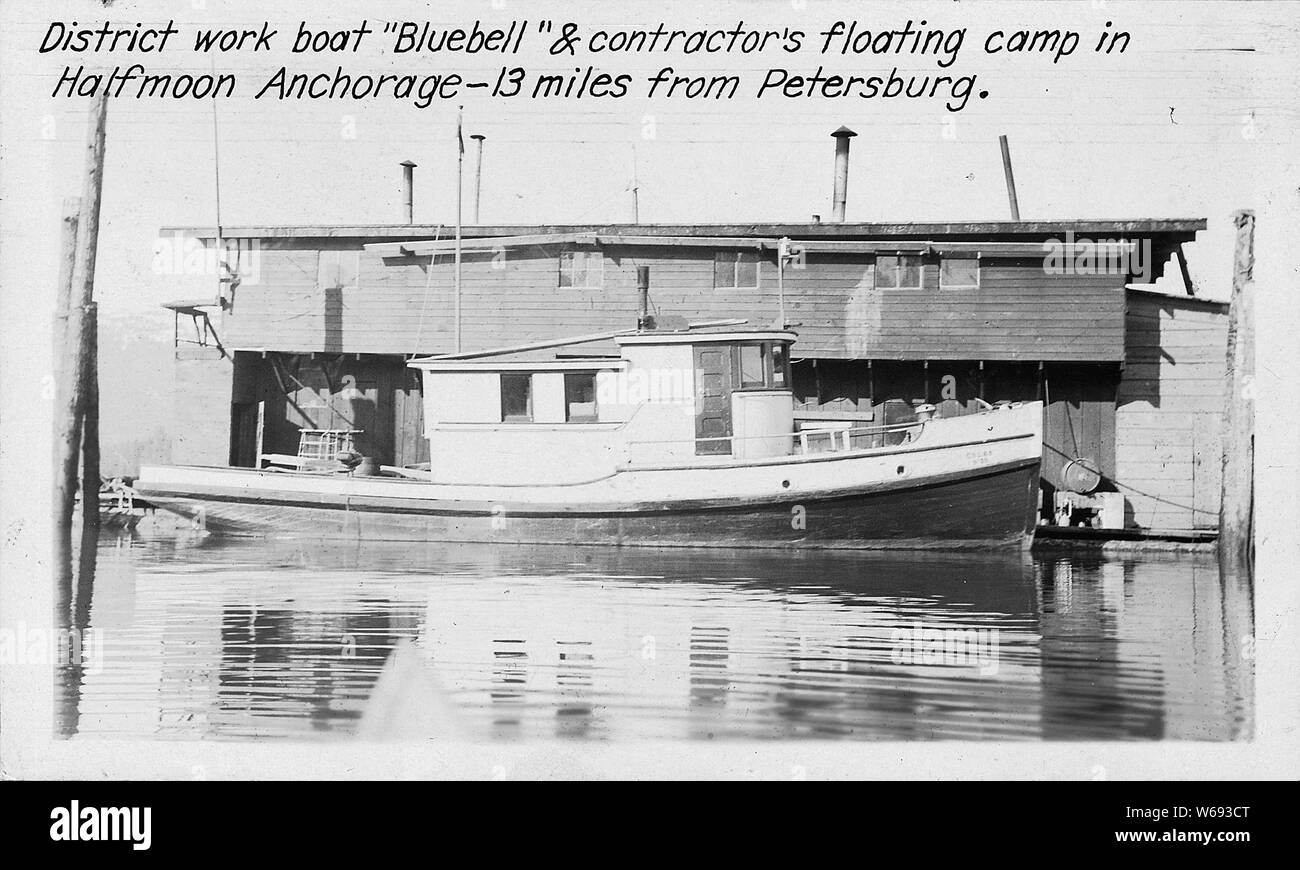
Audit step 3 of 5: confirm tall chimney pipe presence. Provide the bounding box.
[830,126,857,223]
[469,134,486,224]
[999,135,1021,221]
[400,160,416,224]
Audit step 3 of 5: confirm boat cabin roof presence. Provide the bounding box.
[410,357,626,372]
[617,329,796,347]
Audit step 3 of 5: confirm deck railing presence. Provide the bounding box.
[626,419,927,466]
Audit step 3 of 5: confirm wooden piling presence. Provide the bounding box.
[80,299,101,536]
[52,199,81,623]
[1219,210,1255,576]
[53,91,108,621]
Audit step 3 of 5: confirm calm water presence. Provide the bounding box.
[59,532,1253,741]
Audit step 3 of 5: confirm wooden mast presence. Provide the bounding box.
[454,106,463,354]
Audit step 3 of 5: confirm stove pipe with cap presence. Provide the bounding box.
[830,126,857,223]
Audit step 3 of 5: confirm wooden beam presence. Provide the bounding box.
[413,328,638,362]
[1175,244,1199,295]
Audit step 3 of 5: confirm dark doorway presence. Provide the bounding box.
[694,345,733,455]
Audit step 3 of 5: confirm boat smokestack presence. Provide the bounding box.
[636,266,654,330]
[830,126,857,223]
[400,160,417,224]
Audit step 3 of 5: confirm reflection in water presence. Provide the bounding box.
[689,626,730,740]
[555,640,595,738]
[61,534,1253,741]
[215,604,420,736]
[490,639,527,735]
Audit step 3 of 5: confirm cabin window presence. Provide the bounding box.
[940,257,980,290]
[875,255,922,290]
[714,251,759,289]
[738,344,767,388]
[564,373,598,422]
[559,250,603,288]
[771,343,789,387]
[500,374,533,422]
[732,342,791,390]
[317,250,360,290]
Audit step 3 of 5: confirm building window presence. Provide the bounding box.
[940,257,979,290]
[500,374,533,422]
[564,372,598,422]
[875,255,922,290]
[317,250,360,290]
[559,250,603,288]
[714,251,760,289]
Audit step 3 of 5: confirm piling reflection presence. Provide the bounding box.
[60,534,1252,741]
[54,519,99,738]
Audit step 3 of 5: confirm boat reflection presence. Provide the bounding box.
[62,535,1251,742]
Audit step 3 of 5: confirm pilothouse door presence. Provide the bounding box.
[694,345,733,454]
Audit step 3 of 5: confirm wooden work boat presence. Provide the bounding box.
[136,326,1042,550]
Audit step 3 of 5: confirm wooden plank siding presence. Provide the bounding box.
[1115,292,1229,530]
[783,255,1126,360]
[220,242,1128,361]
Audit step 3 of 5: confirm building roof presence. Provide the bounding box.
[364,232,1146,258]
[162,219,1206,242]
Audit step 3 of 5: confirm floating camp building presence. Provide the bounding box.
[159,212,1224,536]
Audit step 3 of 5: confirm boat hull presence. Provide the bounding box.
[138,402,1043,550]
[139,458,1040,551]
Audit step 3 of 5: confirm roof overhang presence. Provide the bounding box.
[1126,285,1229,309]
[164,218,1208,243]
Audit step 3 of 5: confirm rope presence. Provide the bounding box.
[1041,441,1203,514]
[408,226,444,359]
